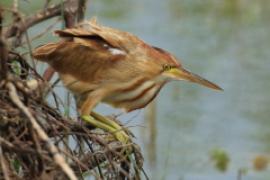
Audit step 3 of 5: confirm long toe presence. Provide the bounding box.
[114,131,130,144]
[81,115,130,144]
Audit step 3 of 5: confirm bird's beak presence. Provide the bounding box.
[165,67,223,91]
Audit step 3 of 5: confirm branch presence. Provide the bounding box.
[77,0,87,22]
[0,146,11,180]
[7,82,77,180]
[63,0,79,28]
[43,0,83,80]
[0,8,8,80]
[0,6,3,35]
[0,42,8,80]
[4,3,62,39]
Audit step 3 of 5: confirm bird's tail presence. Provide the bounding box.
[32,43,59,62]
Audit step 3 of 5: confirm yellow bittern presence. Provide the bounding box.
[33,19,222,143]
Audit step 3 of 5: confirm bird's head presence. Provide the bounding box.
[152,46,222,91]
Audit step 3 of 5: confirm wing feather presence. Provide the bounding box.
[33,40,125,83]
[54,18,141,51]
[33,18,144,84]
[33,43,59,61]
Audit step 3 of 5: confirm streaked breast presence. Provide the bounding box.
[103,79,165,112]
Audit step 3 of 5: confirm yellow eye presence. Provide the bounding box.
[163,64,172,71]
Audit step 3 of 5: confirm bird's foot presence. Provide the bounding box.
[81,115,130,144]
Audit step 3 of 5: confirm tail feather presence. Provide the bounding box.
[54,28,91,37]
[32,43,59,62]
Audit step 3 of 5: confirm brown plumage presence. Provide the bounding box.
[33,18,222,117]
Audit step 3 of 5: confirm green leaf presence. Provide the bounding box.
[210,148,230,172]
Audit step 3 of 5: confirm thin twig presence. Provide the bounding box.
[12,0,18,12]
[0,146,11,180]
[24,29,36,69]
[0,9,8,80]
[5,3,63,38]
[77,0,87,22]
[7,82,77,180]
[21,18,60,45]
[84,137,104,179]
[0,39,8,80]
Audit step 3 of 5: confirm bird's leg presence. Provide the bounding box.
[91,111,128,133]
[79,92,130,143]
[81,115,129,143]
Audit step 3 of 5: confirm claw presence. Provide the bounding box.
[81,115,129,144]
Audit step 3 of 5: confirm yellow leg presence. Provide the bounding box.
[79,92,129,143]
[91,111,126,131]
[81,115,129,143]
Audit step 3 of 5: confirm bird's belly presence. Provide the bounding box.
[103,81,163,112]
[59,73,97,95]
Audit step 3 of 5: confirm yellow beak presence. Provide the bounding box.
[165,67,223,91]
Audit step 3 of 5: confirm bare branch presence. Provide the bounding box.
[7,82,77,180]
[5,3,62,39]
[77,0,87,22]
[63,0,79,28]
[0,146,11,180]
[0,9,8,79]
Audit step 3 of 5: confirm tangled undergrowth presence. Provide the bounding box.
[0,73,144,179]
[0,1,146,179]
[0,49,146,179]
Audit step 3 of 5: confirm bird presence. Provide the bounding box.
[33,18,222,143]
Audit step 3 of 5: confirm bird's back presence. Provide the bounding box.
[33,19,161,96]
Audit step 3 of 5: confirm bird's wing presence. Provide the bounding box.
[33,18,146,84]
[33,40,127,84]
[54,18,141,51]
[32,43,60,61]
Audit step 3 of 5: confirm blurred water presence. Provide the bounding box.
[16,0,270,179]
[86,0,270,179]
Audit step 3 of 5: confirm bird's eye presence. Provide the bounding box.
[163,64,172,71]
